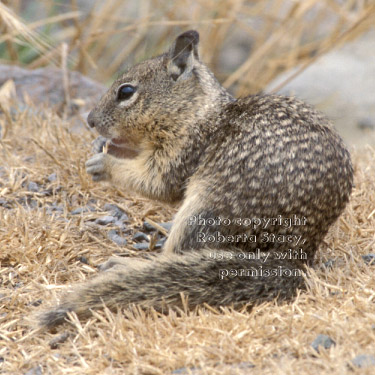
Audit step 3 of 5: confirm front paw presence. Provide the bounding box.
[91,136,108,154]
[86,153,112,181]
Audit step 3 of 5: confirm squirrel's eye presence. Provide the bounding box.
[117,84,136,101]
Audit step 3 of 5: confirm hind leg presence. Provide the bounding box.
[163,182,228,254]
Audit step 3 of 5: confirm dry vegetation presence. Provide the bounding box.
[1,1,375,374]
[1,0,375,93]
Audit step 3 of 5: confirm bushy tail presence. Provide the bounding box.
[38,249,306,328]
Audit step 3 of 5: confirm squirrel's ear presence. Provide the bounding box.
[167,30,200,81]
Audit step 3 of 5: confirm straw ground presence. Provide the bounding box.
[0,93,374,374]
[1,1,375,94]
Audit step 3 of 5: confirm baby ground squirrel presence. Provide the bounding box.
[39,30,353,327]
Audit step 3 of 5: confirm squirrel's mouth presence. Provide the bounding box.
[107,138,140,159]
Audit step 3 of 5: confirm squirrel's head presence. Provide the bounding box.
[87,30,230,149]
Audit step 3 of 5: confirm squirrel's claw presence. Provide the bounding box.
[91,135,108,154]
[85,153,111,181]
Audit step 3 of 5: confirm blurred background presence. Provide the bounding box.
[0,0,374,146]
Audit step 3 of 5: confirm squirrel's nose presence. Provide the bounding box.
[87,110,96,128]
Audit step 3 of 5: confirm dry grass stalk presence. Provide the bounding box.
[1,0,374,93]
[0,3,58,65]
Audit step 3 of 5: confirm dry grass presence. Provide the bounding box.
[1,1,375,374]
[1,0,375,93]
[0,94,374,374]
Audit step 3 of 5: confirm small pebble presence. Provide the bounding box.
[311,334,336,353]
[30,299,42,307]
[27,181,40,193]
[142,222,156,232]
[362,254,375,265]
[154,238,166,249]
[103,203,116,211]
[78,256,89,265]
[114,220,127,230]
[47,173,57,182]
[0,198,11,208]
[108,230,127,246]
[132,232,149,242]
[95,215,116,226]
[24,366,42,375]
[70,206,95,215]
[133,243,149,251]
[172,368,201,375]
[103,203,129,221]
[49,204,64,212]
[119,213,129,221]
[323,259,335,268]
[17,196,37,209]
[236,362,255,369]
[352,354,375,368]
